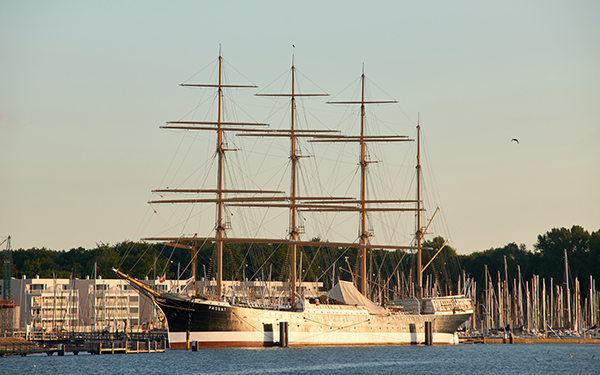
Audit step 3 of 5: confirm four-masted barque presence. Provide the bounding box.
[115,49,473,348]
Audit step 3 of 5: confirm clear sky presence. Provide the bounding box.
[1,1,599,254]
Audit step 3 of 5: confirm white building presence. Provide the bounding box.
[14,277,79,331]
[8,276,188,333]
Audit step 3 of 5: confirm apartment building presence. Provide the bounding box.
[7,276,189,333]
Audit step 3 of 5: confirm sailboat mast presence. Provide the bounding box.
[290,60,298,310]
[565,249,572,330]
[416,117,423,298]
[359,69,368,296]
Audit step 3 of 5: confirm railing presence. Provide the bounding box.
[0,341,47,356]
[27,330,168,342]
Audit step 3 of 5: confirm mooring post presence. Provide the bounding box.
[279,322,289,347]
[424,321,433,345]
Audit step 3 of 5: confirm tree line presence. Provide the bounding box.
[2,225,598,298]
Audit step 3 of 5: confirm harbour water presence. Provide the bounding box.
[1,344,598,375]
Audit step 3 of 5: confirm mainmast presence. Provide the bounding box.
[253,52,329,309]
[358,69,369,296]
[290,59,299,310]
[289,60,300,310]
[321,66,413,296]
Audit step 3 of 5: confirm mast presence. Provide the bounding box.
[416,116,423,298]
[93,261,97,330]
[192,242,197,296]
[216,53,225,299]
[358,67,369,296]
[2,236,11,300]
[290,57,299,310]
[565,249,572,330]
[324,66,411,296]
[503,255,510,331]
[254,51,329,310]
[484,264,490,332]
[145,47,266,300]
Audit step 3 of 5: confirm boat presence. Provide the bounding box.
[115,49,473,348]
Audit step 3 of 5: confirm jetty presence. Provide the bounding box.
[0,331,167,357]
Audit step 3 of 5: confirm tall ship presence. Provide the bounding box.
[115,49,473,348]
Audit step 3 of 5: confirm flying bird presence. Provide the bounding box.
[511,138,519,144]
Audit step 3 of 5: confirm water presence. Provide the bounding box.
[1,344,598,375]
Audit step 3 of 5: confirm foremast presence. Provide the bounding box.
[144,48,271,299]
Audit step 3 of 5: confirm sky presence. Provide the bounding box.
[1,1,599,255]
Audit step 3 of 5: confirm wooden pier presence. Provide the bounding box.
[0,331,168,356]
[0,339,51,357]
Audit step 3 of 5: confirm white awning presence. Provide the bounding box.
[325,280,387,315]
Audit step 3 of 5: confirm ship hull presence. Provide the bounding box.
[155,295,470,348]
